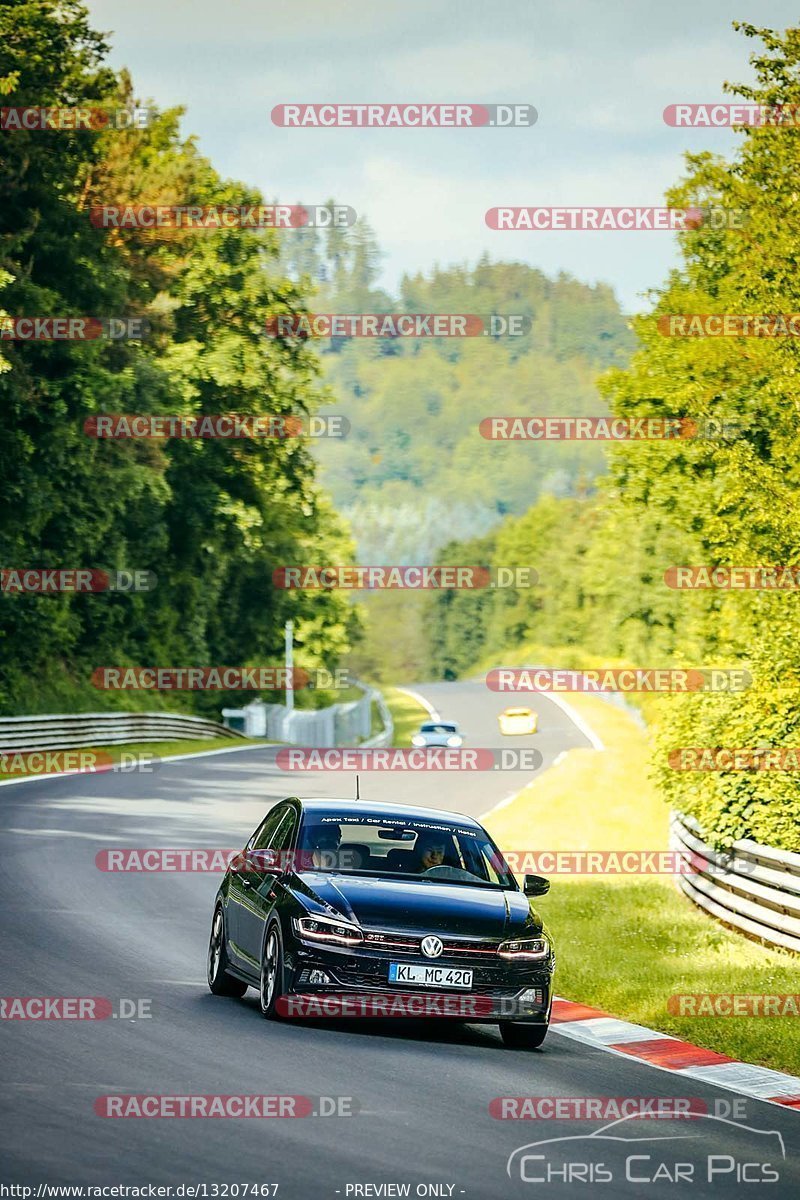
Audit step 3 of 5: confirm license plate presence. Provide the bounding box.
[388,963,473,989]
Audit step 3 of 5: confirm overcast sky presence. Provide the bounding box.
[88,0,798,313]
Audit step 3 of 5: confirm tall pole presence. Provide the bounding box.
[284,619,294,711]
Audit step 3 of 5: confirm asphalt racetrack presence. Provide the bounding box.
[1,681,797,1197]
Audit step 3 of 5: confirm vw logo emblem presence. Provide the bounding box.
[421,935,443,959]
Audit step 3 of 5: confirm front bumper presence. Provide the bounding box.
[285,939,553,1023]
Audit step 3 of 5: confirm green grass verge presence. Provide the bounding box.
[482,691,800,1076]
[539,879,800,1075]
[381,686,432,747]
[483,695,666,857]
[0,735,259,781]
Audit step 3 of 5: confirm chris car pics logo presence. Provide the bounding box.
[506,1113,784,1186]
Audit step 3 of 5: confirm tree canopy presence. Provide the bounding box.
[0,0,358,717]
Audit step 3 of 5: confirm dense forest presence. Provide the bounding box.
[0,0,358,716]
[417,23,800,850]
[277,229,635,562]
[0,0,637,717]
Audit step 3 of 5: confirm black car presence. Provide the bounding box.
[207,797,554,1048]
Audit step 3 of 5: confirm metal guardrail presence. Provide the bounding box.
[361,687,393,748]
[670,811,800,954]
[0,681,393,756]
[0,711,244,751]
[222,682,393,749]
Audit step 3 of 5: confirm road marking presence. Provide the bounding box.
[395,687,440,720]
[0,741,274,790]
[538,690,605,751]
[483,790,521,816]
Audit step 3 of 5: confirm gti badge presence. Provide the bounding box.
[421,935,444,958]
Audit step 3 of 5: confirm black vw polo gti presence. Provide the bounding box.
[207,797,554,1048]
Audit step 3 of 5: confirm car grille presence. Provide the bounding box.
[362,931,503,958]
[329,961,540,995]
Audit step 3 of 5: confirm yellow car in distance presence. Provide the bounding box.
[498,706,538,736]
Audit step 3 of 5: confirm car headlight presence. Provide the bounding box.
[411,735,426,747]
[293,914,363,946]
[498,936,549,960]
[446,734,462,747]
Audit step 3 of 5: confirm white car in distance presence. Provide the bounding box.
[411,721,464,748]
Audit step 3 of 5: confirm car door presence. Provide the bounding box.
[227,805,288,971]
[235,806,298,971]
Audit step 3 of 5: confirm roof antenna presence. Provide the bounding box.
[355,773,360,801]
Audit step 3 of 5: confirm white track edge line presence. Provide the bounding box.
[0,740,275,789]
[393,687,440,721]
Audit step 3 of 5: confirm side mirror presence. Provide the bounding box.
[524,873,550,897]
[231,847,282,876]
[250,848,283,874]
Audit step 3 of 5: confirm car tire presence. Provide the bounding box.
[259,921,287,1019]
[207,906,248,997]
[500,1021,548,1049]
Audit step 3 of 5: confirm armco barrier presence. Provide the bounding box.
[670,811,800,954]
[361,687,393,748]
[223,683,393,749]
[0,711,244,752]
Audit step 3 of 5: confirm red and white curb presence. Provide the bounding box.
[552,998,800,1112]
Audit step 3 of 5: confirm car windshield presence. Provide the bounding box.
[420,723,458,734]
[296,811,514,888]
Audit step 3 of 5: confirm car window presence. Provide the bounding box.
[269,809,297,852]
[249,806,287,851]
[420,723,457,734]
[296,814,514,887]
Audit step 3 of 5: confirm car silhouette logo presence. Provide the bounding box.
[421,935,444,958]
[506,1113,786,1180]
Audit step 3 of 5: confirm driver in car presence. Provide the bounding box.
[415,834,447,872]
[306,823,342,869]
